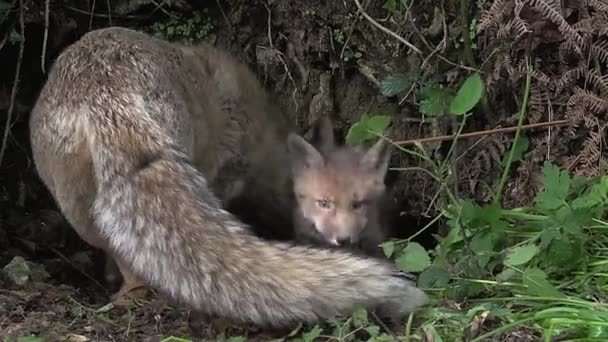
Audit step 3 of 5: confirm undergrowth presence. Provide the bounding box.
[154,61,608,342]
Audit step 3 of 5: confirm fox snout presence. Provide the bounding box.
[313,214,366,246]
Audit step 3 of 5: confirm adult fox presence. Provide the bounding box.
[29,27,427,327]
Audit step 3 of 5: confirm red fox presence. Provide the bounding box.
[287,118,391,256]
[29,27,427,327]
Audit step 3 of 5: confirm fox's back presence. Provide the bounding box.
[31,27,292,206]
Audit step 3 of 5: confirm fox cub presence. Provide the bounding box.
[287,118,391,257]
[29,27,426,328]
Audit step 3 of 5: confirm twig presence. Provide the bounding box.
[41,0,49,73]
[88,0,96,30]
[392,119,570,146]
[264,2,273,47]
[353,0,422,55]
[398,5,447,105]
[215,0,233,36]
[63,4,142,19]
[105,0,112,25]
[150,0,178,19]
[48,246,108,293]
[0,0,25,168]
[339,8,362,63]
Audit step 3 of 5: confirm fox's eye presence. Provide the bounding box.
[316,199,332,209]
[351,200,366,210]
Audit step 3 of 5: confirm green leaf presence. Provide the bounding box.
[418,266,450,288]
[421,324,444,342]
[345,115,392,145]
[365,325,381,338]
[544,237,583,271]
[419,86,450,117]
[302,325,322,342]
[381,241,395,257]
[226,338,246,342]
[449,72,484,115]
[16,337,45,342]
[470,230,495,255]
[382,0,398,14]
[522,268,565,298]
[395,242,431,272]
[496,268,517,282]
[535,161,571,210]
[352,304,368,327]
[503,135,529,166]
[380,74,409,97]
[504,244,539,266]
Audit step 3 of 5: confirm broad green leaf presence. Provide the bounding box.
[366,115,392,134]
[522,268,565,298]
[504,244,539,266]
[396,242,431,272]
[380,74,409,97]
[345,115,392,145]
[449,73,484,115]
[470,230,495,254]
[419,86,450,117]
[418,266,450,288]
[381,240,395,257]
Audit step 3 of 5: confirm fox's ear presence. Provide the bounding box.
[303,116,335,153]
[287,133,325,174]
[360,137,392,179]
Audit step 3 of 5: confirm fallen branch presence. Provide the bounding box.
[393,119,570,146]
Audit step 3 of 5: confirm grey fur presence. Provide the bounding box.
[29,27,427,327]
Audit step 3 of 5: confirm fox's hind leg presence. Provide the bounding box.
[42,142,148,304]
[109,258,147,305]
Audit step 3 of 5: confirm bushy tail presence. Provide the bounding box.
[92,149,427,327]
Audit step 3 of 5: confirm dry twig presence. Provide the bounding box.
[393,119,570,146]
[41,0,50,73]
[353,0,422,55]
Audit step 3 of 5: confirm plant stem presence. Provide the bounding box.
[494,57,533,205]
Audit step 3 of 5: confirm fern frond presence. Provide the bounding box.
[528,0,584,48]
[584,0,608,12]
[567,87,608,116]
[557,66,608,92]
[590,40,608,64]
[528,83,547,123]
[479,0,512,32]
